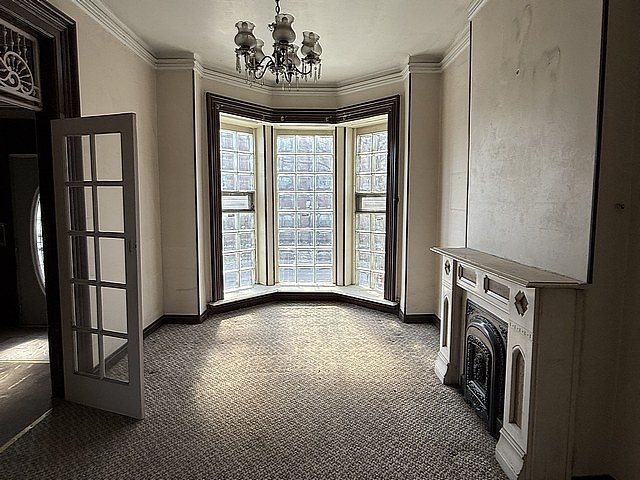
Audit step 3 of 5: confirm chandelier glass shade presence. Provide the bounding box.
[234,0,323,87]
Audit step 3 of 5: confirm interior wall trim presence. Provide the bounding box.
[441,24,471,70]
[70,0,472,97]
[71,0,156,66]
[468,0,491,21]
[398,311,441,326]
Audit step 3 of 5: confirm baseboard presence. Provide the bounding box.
[162,312,208,325]
[208,292,399,316]
[143,315,165,338]
[572,476,616,480]
[398,311,440,325]
[100,315,167,372]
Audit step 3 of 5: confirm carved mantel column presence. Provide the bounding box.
[431,247,584,480]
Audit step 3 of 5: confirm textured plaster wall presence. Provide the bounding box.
[468,0,603,282]
[439,49,469,248]
[156,69,199,314]
[49,0,163,328]
[576,0,640,477]
[401,73,441,315]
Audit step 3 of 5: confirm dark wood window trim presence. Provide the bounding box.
[0,0,81,398]
[206,93,401,302]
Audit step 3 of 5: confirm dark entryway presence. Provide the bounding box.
[0,0,80,448]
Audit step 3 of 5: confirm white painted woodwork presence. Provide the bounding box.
[432,247,583,480]
[52,113,145,420]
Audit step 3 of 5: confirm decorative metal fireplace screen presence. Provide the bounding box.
[463,300,507,437]
[0,20,41,109]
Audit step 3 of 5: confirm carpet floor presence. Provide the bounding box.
[0,302,506,479]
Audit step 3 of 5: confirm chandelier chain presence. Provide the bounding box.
[274,0,280,15]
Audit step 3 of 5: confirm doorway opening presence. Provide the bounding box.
[0,108,52,447]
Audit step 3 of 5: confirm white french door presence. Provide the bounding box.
[51,113,144,419]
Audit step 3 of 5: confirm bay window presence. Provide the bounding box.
[208,95,399,304]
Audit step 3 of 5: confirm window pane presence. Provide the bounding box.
[222,195,252,211]
[354,129,388,293]
[277,136,295,153]
[276,133,335,286]
[237,133,253,153]
[315,155,333,172]
[315,136,333,154]
[219,129,257,292]
[359,196,386,212]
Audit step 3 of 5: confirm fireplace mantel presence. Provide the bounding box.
[431,247,585,288]
[431,246,583,480]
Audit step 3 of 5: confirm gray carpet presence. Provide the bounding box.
[0,302,506,479]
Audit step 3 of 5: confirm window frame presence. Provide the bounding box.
[207,94,401,302]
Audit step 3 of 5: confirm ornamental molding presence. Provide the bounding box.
[71,0,156,66]
[72,0,473,96]
[509,321,533,341]
[0,21,42,109]
[441,24,470,70]
[468,0,491,21]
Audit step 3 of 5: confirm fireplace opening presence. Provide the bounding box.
[463,300,507,437]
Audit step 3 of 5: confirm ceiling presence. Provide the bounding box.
[101,0,470,84]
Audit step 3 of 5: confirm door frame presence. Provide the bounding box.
[0,0,81,398]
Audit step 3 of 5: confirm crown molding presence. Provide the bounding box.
[468,0,491,21]
[156,57,199,71]
[70,0,448,96]
[71,0,156,67]
[441,24,471,70]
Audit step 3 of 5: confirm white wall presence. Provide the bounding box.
[156,69,199,315]
[468,0,603,282]
[439,49,469,248]
[49,0,163,329]
[401,73,442,315]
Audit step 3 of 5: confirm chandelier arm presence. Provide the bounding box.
[251,57,276,80]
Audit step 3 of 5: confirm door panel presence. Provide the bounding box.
[51,113,143,419]
[9,155,48,326]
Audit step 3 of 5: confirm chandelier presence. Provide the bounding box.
[233,0,323,87]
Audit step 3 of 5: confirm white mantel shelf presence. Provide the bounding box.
[430,247,585,289]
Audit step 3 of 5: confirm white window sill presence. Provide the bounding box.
[210,284,398,312]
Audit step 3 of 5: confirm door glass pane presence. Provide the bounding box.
[95,133,123,181]
[74,331,99,376]
[97,187,124,233]
[71,236,96,281]
[276,134,334,285]
[354,129,387,292]
[68,187,94,231]
[104,336,129,383]
[72,284,98,329]
[66,135,92,182]
[101,287,127,334]
[99,238,126,284]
